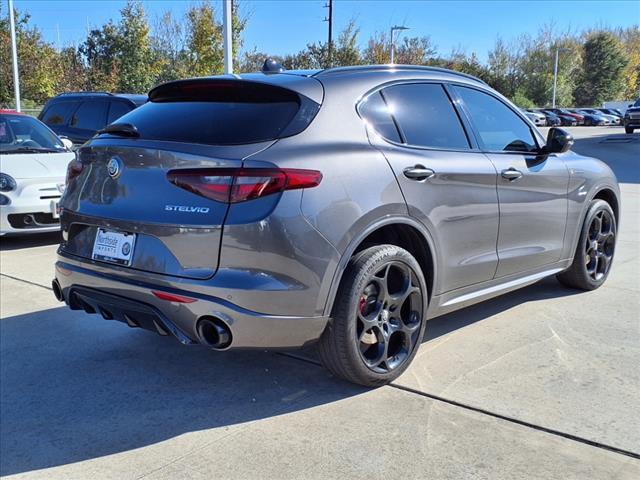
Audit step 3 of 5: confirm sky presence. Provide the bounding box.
[12,0,640,62]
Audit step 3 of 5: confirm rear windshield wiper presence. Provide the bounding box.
[98,123,140,138]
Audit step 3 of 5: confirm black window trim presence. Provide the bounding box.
[448,82,545,156]
[356,80,480,153]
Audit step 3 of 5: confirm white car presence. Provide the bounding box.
[1,110,74,235]
[522,109,546,126]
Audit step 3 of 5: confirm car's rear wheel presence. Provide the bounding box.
[318,245,427,387]
[557,199,616,291]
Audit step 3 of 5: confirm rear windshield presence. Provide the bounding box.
[108,80,319,146]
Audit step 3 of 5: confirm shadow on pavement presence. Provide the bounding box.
[0,231,61,251]
[0,307,365,476]
[424,277,580,342]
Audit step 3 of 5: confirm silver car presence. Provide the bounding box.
[53,64,620,386]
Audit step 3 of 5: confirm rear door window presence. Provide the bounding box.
[379,83,471,150]
[454,86,538,153]
[70,101,109,131]
[41,101,79,126]
[107,101,133,124]
[111,80,319,145]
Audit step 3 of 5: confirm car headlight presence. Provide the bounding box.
[0,173,17,192]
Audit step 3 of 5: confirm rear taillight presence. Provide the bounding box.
[167,168,322,204]
[66,159,84,184]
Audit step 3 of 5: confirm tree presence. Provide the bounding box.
[117,1,156,92]
[186,0,223,76]
[333,20,362,66]
[80,21,120,91]
[152,10,188,83]
[0,6,58,106]
[617,26,640,100]
[56,46,88,93]
[574,32,627,105]
[394,36,436,65]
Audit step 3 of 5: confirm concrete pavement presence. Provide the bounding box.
[1,126,639,479]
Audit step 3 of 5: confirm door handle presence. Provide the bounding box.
[501,168,523,181]
[403,165,435,181]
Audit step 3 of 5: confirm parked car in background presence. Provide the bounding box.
[570,109,610,126]
[546,108,585,125]
[534,109,561,126]
[522,109,546,126]
[52,64,620,387]
[597,108,624,119]
[579,108,621,125]
[540,109,578,126]
[624,98,640,134]
[0,110,75,235]
[39,92,147,147]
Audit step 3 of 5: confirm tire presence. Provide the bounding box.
[625,126,634,134]
[557,199,616,291]
[318,245,428,387]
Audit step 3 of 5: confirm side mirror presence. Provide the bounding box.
[545,127,574,154]
[59,136,73,151]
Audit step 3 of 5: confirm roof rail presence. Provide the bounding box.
[57,91,114,96]
[314,64,487,85]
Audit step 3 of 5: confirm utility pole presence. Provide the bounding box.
[552,47,569,108]
[324,0,333,67]
[8,0,21,112]
[223,0,233,74]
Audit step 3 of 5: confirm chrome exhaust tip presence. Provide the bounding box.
[196,316,232,350]
[51,279,64,302]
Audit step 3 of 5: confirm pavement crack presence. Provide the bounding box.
[277,349,640,461]
[389,383,640,461]
[0,273,52,291]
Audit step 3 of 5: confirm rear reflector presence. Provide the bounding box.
[167,168,322,203]
[152,291,197,303]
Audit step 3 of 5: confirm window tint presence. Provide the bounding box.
[107,102,133,124]
[381,83,470,150]
[358,92,401,143]
[70,101,109,131]
[41,101,79,126]
[113,81,316,145]
[455,86,538,152]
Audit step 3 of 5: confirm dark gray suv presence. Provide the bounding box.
[53,65,620,386]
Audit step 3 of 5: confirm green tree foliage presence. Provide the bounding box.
[0,2,637,109]
[574,32,628,105]
[80,21,120,92]
[0,6,58,106]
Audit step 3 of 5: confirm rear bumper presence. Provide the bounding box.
[54,259,329,349]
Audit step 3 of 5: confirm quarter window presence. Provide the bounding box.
[454,86,538,153]
[381,83,471,150]
[358,92,402,143]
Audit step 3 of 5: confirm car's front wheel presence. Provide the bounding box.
[625,126,634,134]
[318,245,428,387]
[557,199,616,290]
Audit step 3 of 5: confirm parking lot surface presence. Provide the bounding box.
[1,126,639,479]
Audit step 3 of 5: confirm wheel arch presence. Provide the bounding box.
[322,217,438,317]
[592,187,619,225]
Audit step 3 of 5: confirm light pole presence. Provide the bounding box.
[552,47,569,108]
[390,25,409,64]
[8,0,21,111]
[222,0,233,74]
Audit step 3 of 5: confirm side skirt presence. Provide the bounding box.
[427,260,571,319]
